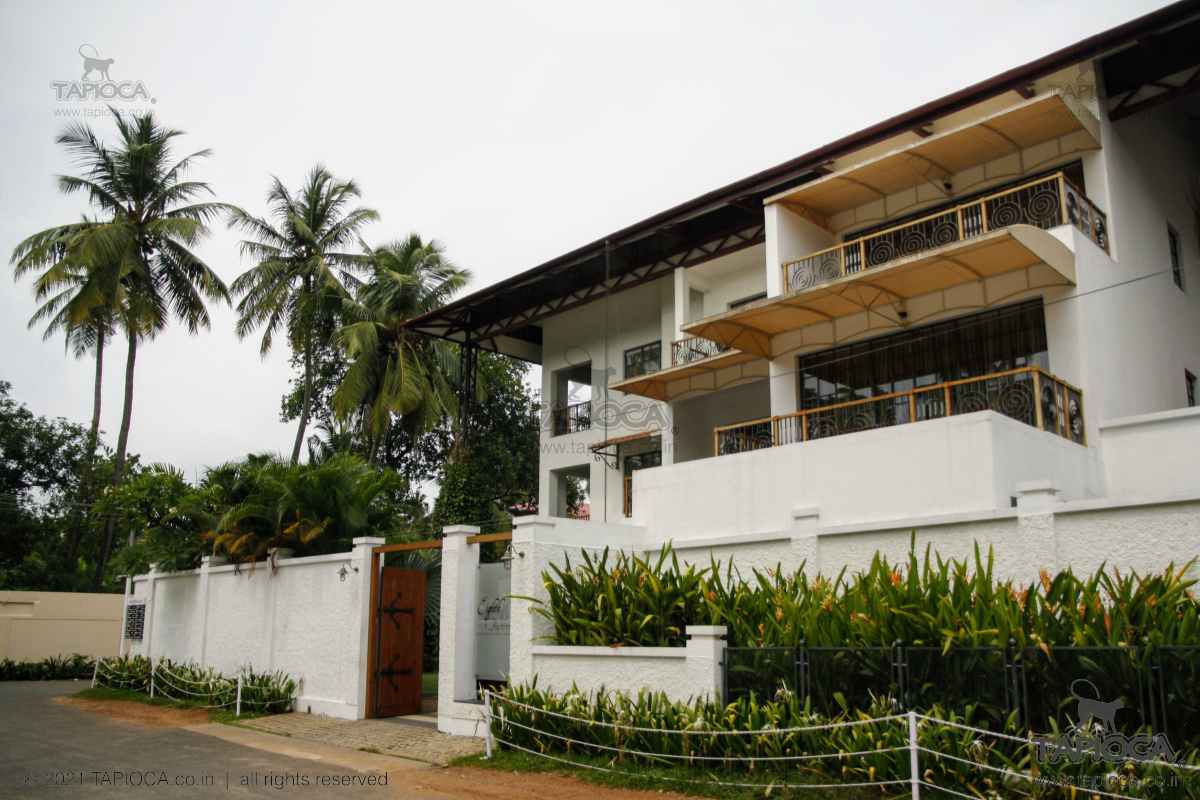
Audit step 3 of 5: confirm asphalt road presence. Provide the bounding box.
[0,681,394,799]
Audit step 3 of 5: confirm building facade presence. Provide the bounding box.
[409,4,1200,555]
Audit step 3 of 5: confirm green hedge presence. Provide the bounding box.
[532,542,1199,650]
[0,654,94,681]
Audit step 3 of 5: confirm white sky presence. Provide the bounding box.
[0,0,1166,482]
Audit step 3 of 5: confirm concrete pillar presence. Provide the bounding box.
[142,564,159,661]
[197,556,216,665]
[351,537,384,719]
[509,516,556,685]
[790,506,821,575]
[439,526,480,707]
[684,625,728,701]
[1015,480,1061,512]
[673,266,689,341]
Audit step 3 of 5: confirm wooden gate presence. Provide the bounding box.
[372,567,426,717]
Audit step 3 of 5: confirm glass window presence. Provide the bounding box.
[623,449,662,476]
[1168,224,1184,291]
[624,341,661,379]
[795,300,1049,410]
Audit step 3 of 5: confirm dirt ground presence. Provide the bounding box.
[54,694,212,727]
[380,766,692,800]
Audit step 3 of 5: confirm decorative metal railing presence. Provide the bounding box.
[782,172,1109,293]
[551,400,592,436]
[713,366,1083,456]
[671,335,729,366]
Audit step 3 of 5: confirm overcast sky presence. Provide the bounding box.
[0,0,1166,483]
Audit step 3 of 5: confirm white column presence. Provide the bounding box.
[352,536,384,719]
[673,266,689,340]
[684,625,727,702]
[508,516,556,685]
[142,564,159,661]
[197,556,215,665]
[439,525,480,707]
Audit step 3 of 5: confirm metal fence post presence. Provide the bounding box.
[236,674,243,717]
[149,661,155,698]
[483,689,494,759]
[908,710,920,799]
[91,658,100,688]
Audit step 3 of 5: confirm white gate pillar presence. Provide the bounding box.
[438,525,482,736]
[352,536,384,719]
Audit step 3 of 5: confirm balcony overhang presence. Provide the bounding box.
[766,92,1100,220]
[608,349,765,401]
[683,224,1075,358]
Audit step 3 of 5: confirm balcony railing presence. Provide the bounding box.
[671,335,730,366]
[713,366,1084,456]
[552,400,592,436]
[782,172,1109,293]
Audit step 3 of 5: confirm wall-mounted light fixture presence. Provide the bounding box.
[338,563,360,582]
[499,543,525,571]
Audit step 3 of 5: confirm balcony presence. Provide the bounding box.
[783,172,1107,294]
[551,400,591,436]
[671,335,729,366]
[713,366,1084,456]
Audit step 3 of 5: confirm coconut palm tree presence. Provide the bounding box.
[333,235,470,462]
[11,221,123,568]
[13,109,232,588]
[229,166,379,464]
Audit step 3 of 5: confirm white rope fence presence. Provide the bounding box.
[92,657,298,716]
[482,691,1199,799]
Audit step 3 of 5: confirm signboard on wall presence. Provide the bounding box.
[475,563,510,681]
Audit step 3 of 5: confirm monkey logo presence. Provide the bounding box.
[1070,679,1126,733]
[78,44,114,82]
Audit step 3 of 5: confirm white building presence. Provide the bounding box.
[409,5,1200,568]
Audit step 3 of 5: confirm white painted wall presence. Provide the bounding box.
[130,543,378,720]
[633,410,1102,538]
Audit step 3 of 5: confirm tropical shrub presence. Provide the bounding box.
[96,656,296,711]
[492,682,1200,799]
[0,653,93,681]
[532,543,1200,651]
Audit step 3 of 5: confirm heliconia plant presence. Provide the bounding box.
[530,541,1199,652]
[492,682,1200,799]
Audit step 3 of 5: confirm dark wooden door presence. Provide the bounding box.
[373,567,426,717]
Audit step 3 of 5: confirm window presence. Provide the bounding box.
[1169,224,1184,290]
[1187,370,1197,408]
[796,300,1049,410]
[624,341,661,378]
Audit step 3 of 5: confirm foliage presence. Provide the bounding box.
[0,653,93,681]
[102,465,208,577]
[205,452,415,563]
[0,380,121,590]
[229,165,378,463]
[433,353,540,529]
[95,656,295,713]
[493,683,1200,799]
[333,234,470,461]
[532,542,1200,651]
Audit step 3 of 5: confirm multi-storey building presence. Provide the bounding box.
[408,3,1200,546]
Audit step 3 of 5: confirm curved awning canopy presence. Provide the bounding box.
[767,92,1100,221]
[682,224,1076,358]
[609,349,766,401]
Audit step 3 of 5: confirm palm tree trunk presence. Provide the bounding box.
[92,331,137,590]
[65,327,104,572]
[290,329,313,464]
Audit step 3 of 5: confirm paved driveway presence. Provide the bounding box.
[0,681,395,799]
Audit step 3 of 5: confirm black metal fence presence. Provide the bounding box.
[723,644,1200,745]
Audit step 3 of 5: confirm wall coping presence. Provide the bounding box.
[532,645,687,659]
[131,550,357,583]
[653,531,793,551]
[1099,405,1200,431]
